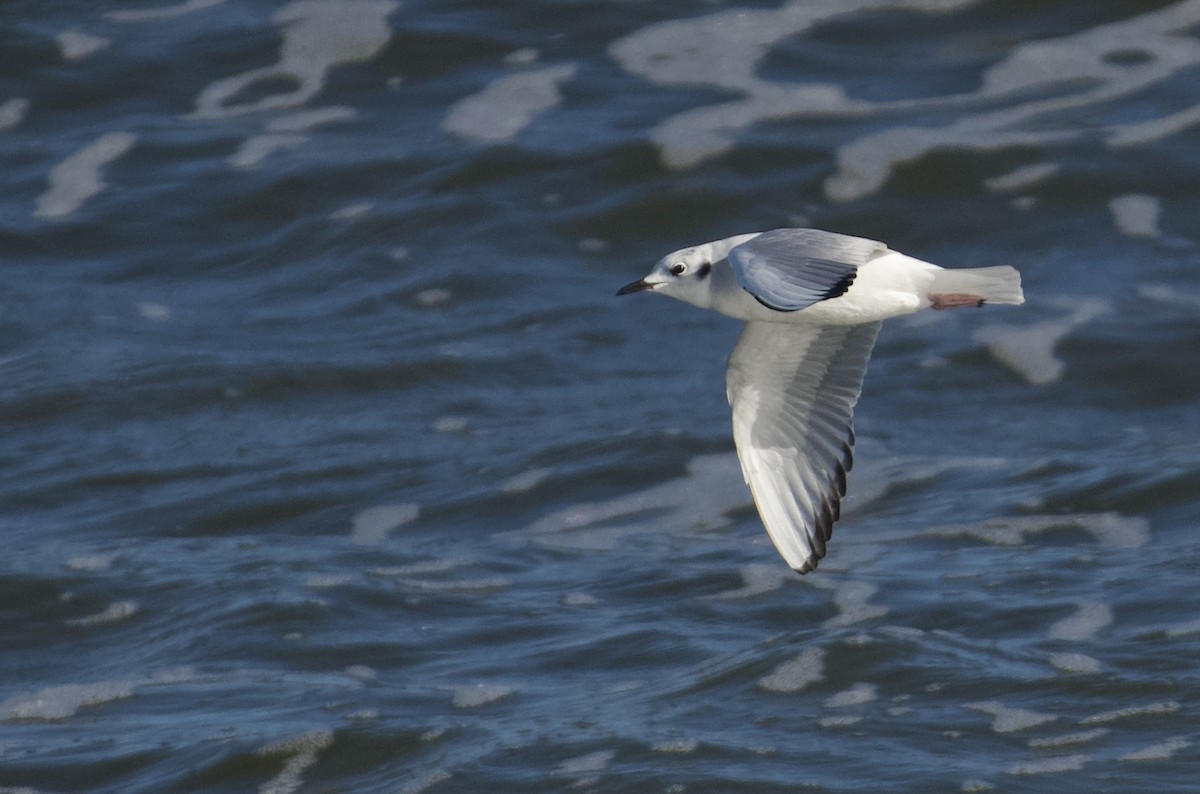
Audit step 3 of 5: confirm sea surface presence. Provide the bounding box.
[2,1,1199,792]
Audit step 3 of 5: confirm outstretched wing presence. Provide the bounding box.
[726,320,881,573]
[727,228,887,312]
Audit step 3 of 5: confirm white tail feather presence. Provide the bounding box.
[930,266,1024,305]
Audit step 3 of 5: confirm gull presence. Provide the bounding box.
[618,228,1023,574]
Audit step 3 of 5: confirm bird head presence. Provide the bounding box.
[617,233,760,309]
[616,244,717,308]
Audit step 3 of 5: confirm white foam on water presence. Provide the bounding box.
[609,680,643,695]
[389,576,508,593]
[228,106,356,166]
[827,125,1037,203]
[1108,194,1162,239]
[145,666,198,686]
[652,738,699,754]
[818,580,889,628]
[1048,653,1101,674]
[824,682,877,708]
[608,1,985,168]
[107,0,226,22]
[577,237,609,254]
[1119,736,1190,762]
[1137,284,1200,308]
[608,2,889,168]
[1080,700,1180,725]
[1027,727,1108,749]
[924,511,1149,549]
[451,683,512,709]
[138,301,171,321]
[1007,755,1087,775]
[192,0,397,119]
[1110,102,1200,147]
[1047,602,1112,642]
[2,680,135,720]
[983,162,1060,193]
[257,729,334,794]
[433,416,470,434]
[57,30,109,61]
[328,201,374,222]
[711,563,793,600]
[305,573,357,588]
[1077,513,1150,548]
[506,453,747,554]
[877,625,926,641]
[0,97,30,130]
[556,749,615,776]
[398,770,452,794]
[972,296,1108,385]
[966,701,1057,733]
[372,558,461,577]
[503,47,540,67]
[351,503,419,545]
[267,107,357,132]
[756,646,826,693]
[517,524,639,554]
[819,543,885,574]
[501,466,552,494]
[66,600,138,627]
[838,444,1008,521]
[65,553,118,571]
[563,591,599,606]
[443,64,576,143]
[35,131,137,220]
[828,3,1200,200]
[818,715,862,728]
[344,664,376,682]
[960,779,995,792]
[229,134,307,168]
[1165,617,1200,638]
[610,0,1200,186]
[611,8,774,89]
[414,288,453,307]
[1089,513,1152,551]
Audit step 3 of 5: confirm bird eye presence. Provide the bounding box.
[670,263,687,276]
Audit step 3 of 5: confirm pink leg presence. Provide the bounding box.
[930,293,984,310]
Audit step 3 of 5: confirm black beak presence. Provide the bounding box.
[616,278,653,296]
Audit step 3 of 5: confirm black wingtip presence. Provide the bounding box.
[817,500,836,543]
[821,271,856,301]
[833,460,848,498]
[793,559,818,575]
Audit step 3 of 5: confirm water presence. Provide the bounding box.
[2,1,1199,791]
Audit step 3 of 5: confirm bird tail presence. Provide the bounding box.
[930,266,1024,306]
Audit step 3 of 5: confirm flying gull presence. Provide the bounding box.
[618,228,1024,573]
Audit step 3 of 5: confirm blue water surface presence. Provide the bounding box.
[2,1,1198,792]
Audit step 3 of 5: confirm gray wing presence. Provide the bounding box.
[727,228,887,312]
[726,320,881,573]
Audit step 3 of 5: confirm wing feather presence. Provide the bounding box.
[727,229,887,312]
[726,321,881,573]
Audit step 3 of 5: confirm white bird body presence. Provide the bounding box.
[618,228,1023,573]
